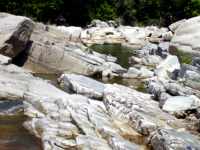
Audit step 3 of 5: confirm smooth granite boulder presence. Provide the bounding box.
[0,13,34,57]
[59,74,105,99]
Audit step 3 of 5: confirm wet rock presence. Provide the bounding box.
[24,118,78,149]
[59,74,105,99]
[155,55,181,79]
[150,129,200,150]
[163,95,200,114]
[0,100,24,115]
[0,13,34,58]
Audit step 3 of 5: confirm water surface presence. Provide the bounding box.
[91,44,147,92]
[0,101,42,150]
[90,44,135,68]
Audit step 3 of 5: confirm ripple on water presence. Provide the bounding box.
[0,101,42,150]
[90,44,148,93]
[90,43,135,68]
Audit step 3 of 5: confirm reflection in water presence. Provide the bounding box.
[90,44,148,92]
[0,101,42,150]
[90,44,135,68]
[33,73,60,88]
[33,44,147,93]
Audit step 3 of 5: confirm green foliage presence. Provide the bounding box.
[177,51,193,65]
[87,0,117,21]
[0,0,200,26]
[190,0,200,16]
[170,49,193,64]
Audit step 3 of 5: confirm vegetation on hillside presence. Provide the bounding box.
[0,0,200,26]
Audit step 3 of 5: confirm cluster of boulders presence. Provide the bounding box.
[124,16,200,135]
[56,19,173,49]
[1,12,200,150]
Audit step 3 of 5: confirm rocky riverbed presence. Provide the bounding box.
[1,12,200,150]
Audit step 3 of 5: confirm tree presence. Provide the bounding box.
[86,0,117,22]
[0,0,200,26]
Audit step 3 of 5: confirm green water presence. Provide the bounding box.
[96,76,147,93]
[90,44,135,68]
[33,73,60,87]
[91,44,147,92]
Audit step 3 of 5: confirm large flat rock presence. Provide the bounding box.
[0,64,146,150]
[24,23,126,76]
[59,74,105,99]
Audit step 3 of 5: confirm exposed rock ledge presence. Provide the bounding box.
[1,62,200,149]
[21,23,126,76]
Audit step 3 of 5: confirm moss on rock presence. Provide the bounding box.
[169,47,193,64]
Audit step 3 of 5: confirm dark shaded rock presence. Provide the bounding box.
[157,42,169,58]
[151,129,200,150]
[0,13,34,58]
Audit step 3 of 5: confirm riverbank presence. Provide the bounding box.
[1,13,200,150]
